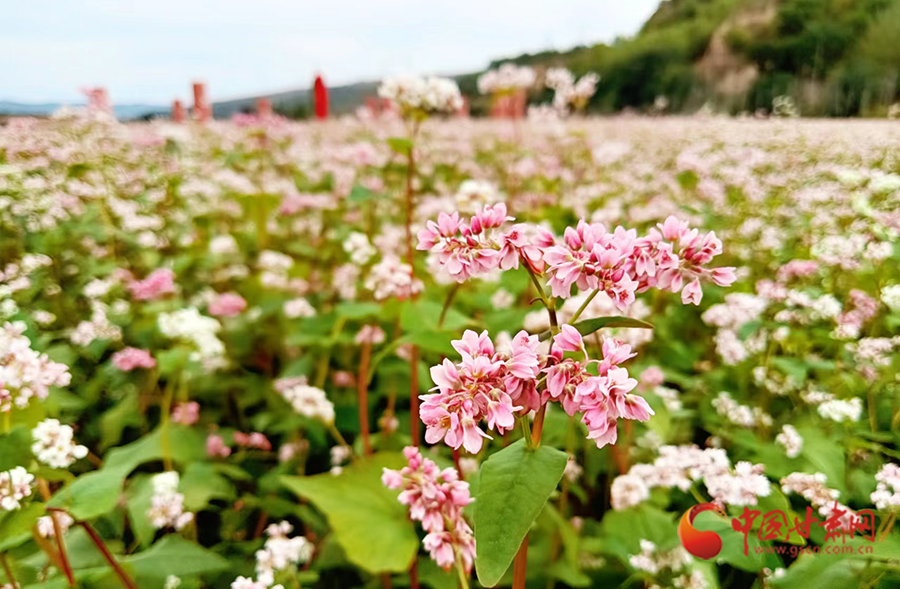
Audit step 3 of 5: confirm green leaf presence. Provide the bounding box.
[123,535,230,579]
[387,137,413,156]
[282,452,418,574]
[474,440,568,587]
[48,467,126,520]
[334,301,382,319]
[769,553,865,589]
[125,475,156,548]
[0,502,45,551]
[180,462,235,510]
[537,316,653,341]
[0,426,34,470]
[49,426,206,520]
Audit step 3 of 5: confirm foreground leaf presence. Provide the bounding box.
[474,440,568,587]
[282,453,418,573]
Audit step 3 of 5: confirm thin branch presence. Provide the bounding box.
[0,553,19,589]
[77,521,138,589]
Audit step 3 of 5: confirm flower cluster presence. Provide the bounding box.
[0,466,34,511]
[611,445,770,510]
[775,425,804,458]
[377,75,463,117]
[0,321,71,412]
[230,578,282,589]
[364,255,423,301]
[273,377,335,423]
[781,472,852,525]
[544,67,600,113]
[208,292,248,317]
[420,329,539,453]
[871,464,900,510]
[477,64,536,94]
[147,472,194,530]
[417,203,540,283]
[158,307,226,370]
[712,392,773,428]
[418,208,735,307]
[111,347,157,371]
[254,521,313,586]
[629,539,706,589]
[31,418,89,469]
[127,268,176,301]
[420,325,653,453]
[382,447,475,573]
[544,325,651,448]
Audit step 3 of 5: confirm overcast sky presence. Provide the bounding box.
[3,0,660,104]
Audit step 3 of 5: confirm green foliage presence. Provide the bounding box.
[282,453,419,574]
[474,440,568,587]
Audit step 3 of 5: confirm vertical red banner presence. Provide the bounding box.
[314,75,329,120]
[192,82,211,122]
[172,100,185,123]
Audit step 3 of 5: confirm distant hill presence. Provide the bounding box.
[486,0,900,116]
[215,0,900,119]
[0,100,167,120]
[212,81,380,118]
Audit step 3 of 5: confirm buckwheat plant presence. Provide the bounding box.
[385,206,735,587]
[377,74,465,448]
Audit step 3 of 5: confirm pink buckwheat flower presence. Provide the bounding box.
[420,329,539,453]
[383,447,476,573]
[208,292,248,317]
[543,329,650,449]
[416,204,514,282]
[207,434,232,458]
[127,268,176,301]
[111,347,156,371]
[639,216,737,305]
[234,432,272,451]
[543,221,639,307]
[171,401,200,425]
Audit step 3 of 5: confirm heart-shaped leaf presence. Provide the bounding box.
[474,440,568,586]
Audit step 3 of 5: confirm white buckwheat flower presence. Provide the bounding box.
[0,467,35,511]
[817,398,862,423]
[274,377,335,423]
[147,472,194,530]
[775,425,803,458]
[31,419,89,469]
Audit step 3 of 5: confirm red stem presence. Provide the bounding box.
[358,340,373,455]
[403,138,421,447]
[409,346,420,445]
[78,521,138,589]
[50,512,75,587]
[409,558,420,589]
[0,553,19,589]
[512,535,529,589]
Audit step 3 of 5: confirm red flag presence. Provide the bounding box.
[314,74,329,120]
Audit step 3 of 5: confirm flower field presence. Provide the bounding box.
[1,109,900,589]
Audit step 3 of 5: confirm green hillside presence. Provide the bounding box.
[476,0,900,116]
